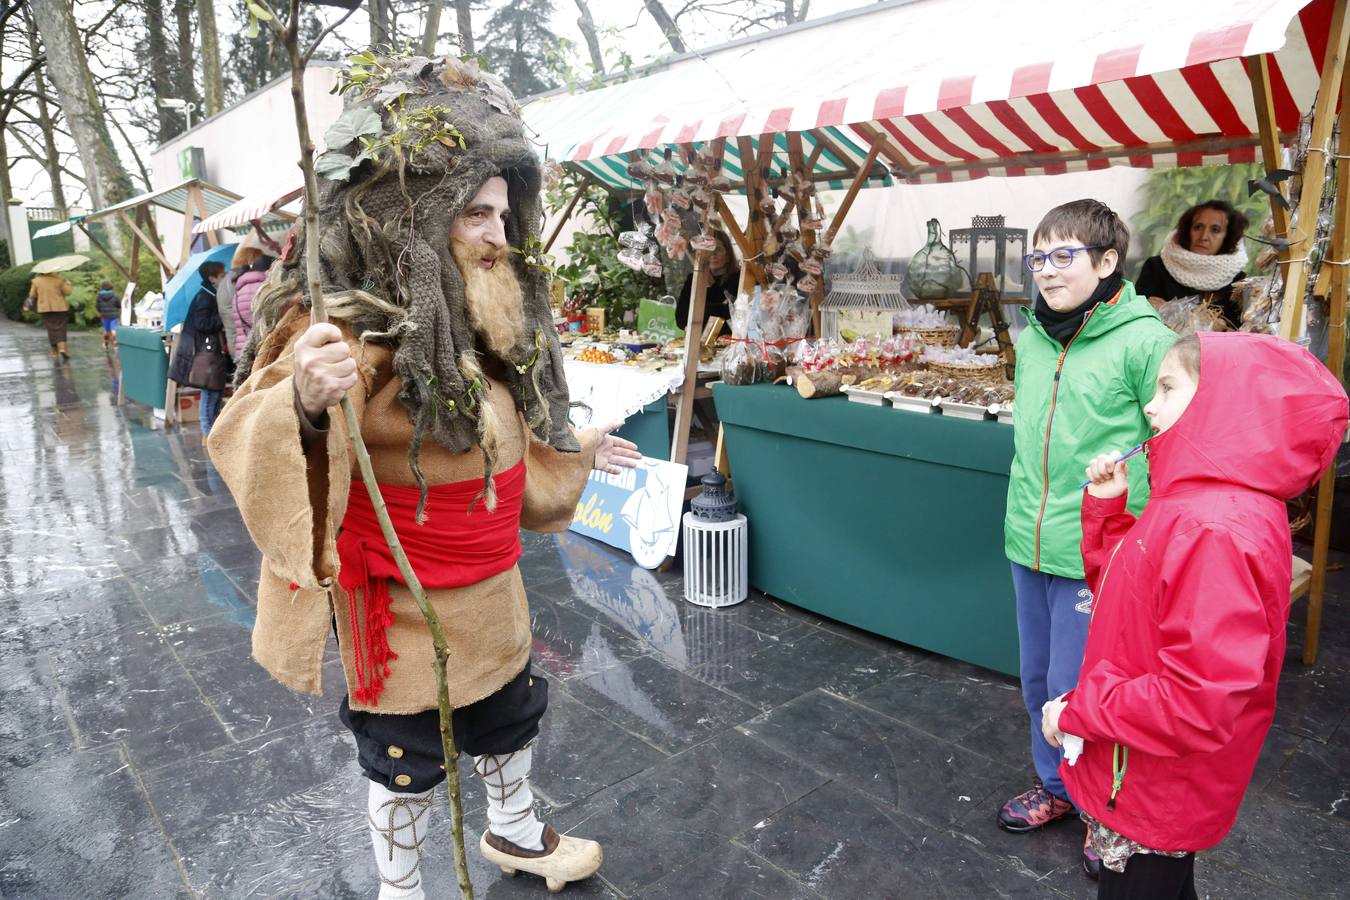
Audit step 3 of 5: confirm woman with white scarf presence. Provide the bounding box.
[1136,200,1249,329]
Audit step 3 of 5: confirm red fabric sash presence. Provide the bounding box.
[337,460,526,706]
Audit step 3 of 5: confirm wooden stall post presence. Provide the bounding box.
[1279,0,1350,340]
[76,221,132,281]
[119,211,175,274]
[1304,49,1350,665]
[670,137,729,467]
[1247,53,1294,282]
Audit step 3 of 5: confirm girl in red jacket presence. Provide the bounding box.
[1040,331,1347,899]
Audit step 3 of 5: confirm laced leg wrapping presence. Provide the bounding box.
[367,781,434,899]
[474,741,545,850]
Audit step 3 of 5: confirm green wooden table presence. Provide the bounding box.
[116,326,169,410]
[713,383,1019,675]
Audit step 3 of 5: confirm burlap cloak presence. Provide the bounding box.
[208,308,597,712]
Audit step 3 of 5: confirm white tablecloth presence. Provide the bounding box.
[564,360,686,426]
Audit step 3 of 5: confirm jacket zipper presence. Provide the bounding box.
[1032,311,1096,571]
[1087,536,1129,809]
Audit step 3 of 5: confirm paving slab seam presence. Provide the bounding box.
[115,739,204,898]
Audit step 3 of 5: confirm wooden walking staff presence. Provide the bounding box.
[249,1,475,896]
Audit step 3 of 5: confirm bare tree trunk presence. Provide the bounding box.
[0,89,14,262]
[368,0,390,49]
[783,0,810,25]
[25,9,67,217]
[455,0,473,55]
[143,0,177,142]
[643,0,686,54]
[28,0,133,252]
[196,0,225,115]
[574,0,605,75]
[172,0,200,113]
[420,0,443,56]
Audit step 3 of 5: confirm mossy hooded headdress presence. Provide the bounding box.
[241,55,578,509]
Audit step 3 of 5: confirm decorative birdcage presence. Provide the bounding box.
[949,214,1030,299]
[821,250,909,340]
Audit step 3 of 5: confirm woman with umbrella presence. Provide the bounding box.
[26,260,78,361]
[168,260,232,436]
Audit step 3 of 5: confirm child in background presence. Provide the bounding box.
[1001,200,1175,880]
[95,281,120,350]
[1043,332,1347,898]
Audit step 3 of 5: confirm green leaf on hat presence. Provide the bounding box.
[323,107,383,150]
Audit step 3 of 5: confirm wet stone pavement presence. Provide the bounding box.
[0,316,1347,900]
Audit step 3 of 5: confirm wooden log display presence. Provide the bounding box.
[795,369,845,399]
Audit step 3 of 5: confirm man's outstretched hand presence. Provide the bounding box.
[590,421,641,474]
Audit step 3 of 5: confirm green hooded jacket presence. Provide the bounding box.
[1005,280,1176,579]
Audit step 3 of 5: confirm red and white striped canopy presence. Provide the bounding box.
[522,0,1334,190]
[192,184,302,234]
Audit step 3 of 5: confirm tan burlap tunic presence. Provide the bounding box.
[207,307,596,713]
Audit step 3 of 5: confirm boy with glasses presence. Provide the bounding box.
[999,200,1174,879]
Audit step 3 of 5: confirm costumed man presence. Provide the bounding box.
[206,56,639,898]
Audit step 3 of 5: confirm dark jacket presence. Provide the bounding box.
[1134,255,1244,329]
[675,267,739,331]
[1060,332,1347,851]
[168,285,228,386]
[95,289,121,319]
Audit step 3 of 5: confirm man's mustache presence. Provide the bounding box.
[452,239,510,262]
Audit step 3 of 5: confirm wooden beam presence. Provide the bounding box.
[179,185,199,269]
[1246,54,1293,252]
[805,128,861,178]
[76,221,131,281]
[756,132,778,176]
[736,135,770,294]
[543,173,589,253]
[671,237,711,467]
[194,188,219,248]
[849,122,916,177]
[803,138,826,175]
[1305,36,1350,665]
[789,132,826,333]
[141,206,177,277]
[118,212,174,273]
[822,136,884,248]
[1281,1,1350,339]
[713,195,765,285]
[671,137,727,470]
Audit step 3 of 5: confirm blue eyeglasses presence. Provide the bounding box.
[1023,246,1102,272]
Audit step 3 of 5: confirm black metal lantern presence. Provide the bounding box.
[690,470,738,522]
[949,215,1030,300]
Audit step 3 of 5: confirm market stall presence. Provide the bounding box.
[528,0,1350,668]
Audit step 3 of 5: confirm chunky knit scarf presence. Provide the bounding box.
[1159,231,1247,291]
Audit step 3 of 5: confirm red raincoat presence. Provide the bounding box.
[1059,331,1347,852]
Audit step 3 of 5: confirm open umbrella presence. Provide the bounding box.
[162,243,238,331]
[31,254,90,274]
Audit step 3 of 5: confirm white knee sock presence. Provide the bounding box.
[367,780,434,900]
[474,743,545,851]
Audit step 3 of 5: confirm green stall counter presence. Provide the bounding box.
[713,383,1019,676]
[116,326,169,409]
[615,398,669,460]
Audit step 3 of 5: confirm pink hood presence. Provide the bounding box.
[1148,332,1348,500]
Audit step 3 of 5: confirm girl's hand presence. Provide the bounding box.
[1084,452,1129,500]
[590,421,641,474]
[1041,694,1068,749]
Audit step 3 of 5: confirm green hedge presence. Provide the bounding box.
[0,256,163,327]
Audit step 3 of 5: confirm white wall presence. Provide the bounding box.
[147,64,345,259]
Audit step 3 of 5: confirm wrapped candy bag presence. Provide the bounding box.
[720,294,767,385]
